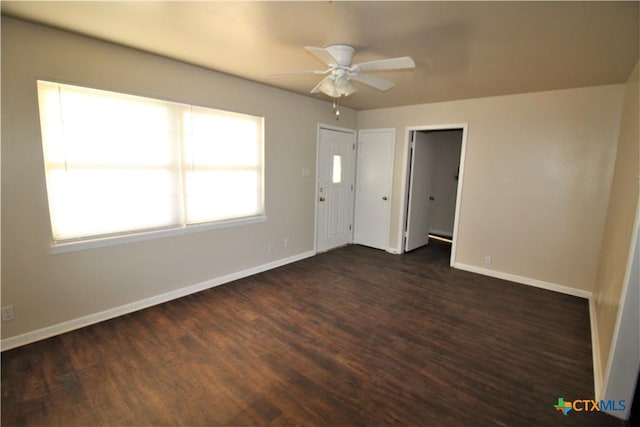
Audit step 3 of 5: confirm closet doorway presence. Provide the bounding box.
[402,125,467,266]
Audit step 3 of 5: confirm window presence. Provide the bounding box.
[37,81,264,245]
[332,155,342,184]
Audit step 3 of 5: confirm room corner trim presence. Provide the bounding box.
[452,262,593,299]
[0,250,316,352]
[589,297,603,400]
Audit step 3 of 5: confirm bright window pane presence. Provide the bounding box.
[183,106,263,224]
[47,169,178,240]
[332,155,342,183]
[184,108,261,167]
[185,171,261,223]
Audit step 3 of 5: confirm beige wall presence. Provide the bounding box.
[0,17,356,342]
[358,84,625,292]
[592,61,640,386]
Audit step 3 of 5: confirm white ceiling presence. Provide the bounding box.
[2,1,639,110]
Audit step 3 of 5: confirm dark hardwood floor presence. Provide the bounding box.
[1,242,628,426]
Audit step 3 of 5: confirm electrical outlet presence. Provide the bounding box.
[484,255,492,265]
[284,237,289,248]
[1,305,15,321]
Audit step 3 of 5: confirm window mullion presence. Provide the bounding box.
[176,106,190,227]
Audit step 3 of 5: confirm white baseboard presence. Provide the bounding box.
[589,297,603,400]
[429,229,453,238]
[1,250,315,351]
[453,262,593,299]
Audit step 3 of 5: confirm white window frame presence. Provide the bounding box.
[37,81,266,254]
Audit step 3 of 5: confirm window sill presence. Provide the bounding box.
[49,215,267,254]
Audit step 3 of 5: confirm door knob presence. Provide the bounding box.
[319,197,326,202]
[382,196,388,201]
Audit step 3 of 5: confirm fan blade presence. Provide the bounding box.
[305,46,338,67]
[352,56,415,72]
[311,76,332,94]
[265,69,329,78]
[351,74,395,91]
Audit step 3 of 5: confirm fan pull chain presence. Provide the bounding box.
[332,98,340,120]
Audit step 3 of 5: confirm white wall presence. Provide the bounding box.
[0,17,356,347]
[358,85,625,294]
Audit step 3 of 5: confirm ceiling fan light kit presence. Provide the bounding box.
[314,70,357,98]
[270,44,415,117]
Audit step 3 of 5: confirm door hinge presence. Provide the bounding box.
[353,143,355,150]
[349,224,352,230]
[351,184,354,191]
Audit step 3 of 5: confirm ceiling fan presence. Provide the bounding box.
[272,44,416,98]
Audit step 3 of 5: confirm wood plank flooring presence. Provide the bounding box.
[1,242,628,426]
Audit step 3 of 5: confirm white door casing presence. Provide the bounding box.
[316,125,356,253]
[399,124,468,265]
[405,131,435,252]
[353,128,395,251]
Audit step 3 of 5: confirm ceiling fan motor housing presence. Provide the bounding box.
[326,44,356,67]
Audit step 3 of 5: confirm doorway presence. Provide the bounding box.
[402,125,467,266]
[315,125,357,253]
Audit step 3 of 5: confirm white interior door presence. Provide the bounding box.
[353,129,395,250]
[316,126,356,252]
[405,131,434,252]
